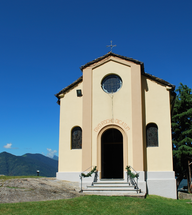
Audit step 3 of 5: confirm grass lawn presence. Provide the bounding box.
[0,195,191,215]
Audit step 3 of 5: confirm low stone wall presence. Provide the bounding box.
[178,192,192,200]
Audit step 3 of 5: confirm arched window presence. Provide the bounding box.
[146,123,158,147]
[71,126,82,149]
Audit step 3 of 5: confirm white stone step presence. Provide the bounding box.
[83,189,141,194]
[86,187,140,192]
[82,180,141,196]
[92,182,133,187]
[83,191,145,198]
[87,186,135,190]
[99,180,126,183]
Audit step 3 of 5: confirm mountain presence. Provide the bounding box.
[23,153,58,169]
[53,155,58,161]
[0,152,58,177]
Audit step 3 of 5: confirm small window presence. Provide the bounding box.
[146,123,158,147]
[101,74,122,94]
[71,127,82,149]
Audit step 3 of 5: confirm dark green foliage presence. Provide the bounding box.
[0,152,58,177]
[81,166,97,177]
[125,166,139,178]
[172,83,192,186]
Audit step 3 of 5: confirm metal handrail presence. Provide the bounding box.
[126,165,139,193]
[79,166,97,192]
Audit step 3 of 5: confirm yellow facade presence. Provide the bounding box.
[56,53,174,174]
[92,60,132,171]
[58,82,83,172]
[142,77,173,171]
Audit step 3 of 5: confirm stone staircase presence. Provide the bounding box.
[82,180,145,197]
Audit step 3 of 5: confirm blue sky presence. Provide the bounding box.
[1,0,192,158]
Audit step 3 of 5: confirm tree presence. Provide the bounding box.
[172,83,192,192]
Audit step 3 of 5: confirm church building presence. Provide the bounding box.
[55,52,177,199]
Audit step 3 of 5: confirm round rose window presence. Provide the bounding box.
[101,74,122,93]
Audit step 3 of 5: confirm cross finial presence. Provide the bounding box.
[106,40,116,52]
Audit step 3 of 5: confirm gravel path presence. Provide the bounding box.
[0,177,83,203]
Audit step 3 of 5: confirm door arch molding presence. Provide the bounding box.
[97,125,128,179]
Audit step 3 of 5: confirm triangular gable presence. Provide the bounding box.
[80,52,144,72]
[55,52,175,101]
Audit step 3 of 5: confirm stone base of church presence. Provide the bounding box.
[56,171,176,199]
[56,171,147,193]
[56,172,82,182]
[56,171,97,189]
[146,171,177,199]
[137,171,147,194]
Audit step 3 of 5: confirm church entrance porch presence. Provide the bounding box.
[101,128,123,179]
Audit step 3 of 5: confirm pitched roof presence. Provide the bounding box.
[143,72,175,89]
[80,52,144,72]
[55,52,175,100]
[55,76,83,98]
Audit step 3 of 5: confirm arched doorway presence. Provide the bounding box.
[101,128,123,179]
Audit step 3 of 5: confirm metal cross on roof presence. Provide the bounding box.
[106,40,116,52]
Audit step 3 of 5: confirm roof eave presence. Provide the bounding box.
[55,76,83,99]
[80,52,144,71]
[143,72,175,90]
